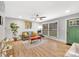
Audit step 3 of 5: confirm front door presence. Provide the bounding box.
[67,18,79,44]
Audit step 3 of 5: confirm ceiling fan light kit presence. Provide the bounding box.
[35,14,46,20]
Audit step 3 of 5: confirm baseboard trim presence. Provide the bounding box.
[44,35,66,44]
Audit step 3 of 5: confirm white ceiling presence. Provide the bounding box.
[4,1,79,22]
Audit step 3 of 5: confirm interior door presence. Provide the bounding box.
[67,18,79,44]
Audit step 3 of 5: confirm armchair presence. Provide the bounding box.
[21,32,29,41]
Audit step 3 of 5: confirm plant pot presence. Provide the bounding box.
[13,37,17,41]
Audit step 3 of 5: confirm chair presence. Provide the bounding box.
[21,32,29,41]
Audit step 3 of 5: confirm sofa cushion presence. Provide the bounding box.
[30,36,41,40]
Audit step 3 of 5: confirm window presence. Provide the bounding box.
[42,22,57,37]
[49,22,57,37]
[42,24,48,36]
[69,18,79,26]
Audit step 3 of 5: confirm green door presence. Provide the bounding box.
[67,19,79,44]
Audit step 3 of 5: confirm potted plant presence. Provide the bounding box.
[10,23,19,41]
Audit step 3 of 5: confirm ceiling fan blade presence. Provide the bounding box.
[40,16,46,18]
[31,13,46,20]
[40,17,44,20]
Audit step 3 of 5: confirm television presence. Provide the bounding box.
[0,16,2,25]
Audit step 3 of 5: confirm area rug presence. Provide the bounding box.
[22,38,48,49]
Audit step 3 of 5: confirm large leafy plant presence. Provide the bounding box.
[10,23,19,36]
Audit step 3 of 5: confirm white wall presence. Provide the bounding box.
[0,12,5,40]
[5,17,41,38]
[0,1,5,40]
[41,13,79,43]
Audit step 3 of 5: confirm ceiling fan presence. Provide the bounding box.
[34,14,46,20]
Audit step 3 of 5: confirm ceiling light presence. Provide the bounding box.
[65,10,70,13]
[35,18,41,21]
[18,16,23,19]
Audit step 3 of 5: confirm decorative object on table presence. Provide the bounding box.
[10,23,19,41]
[1,44,13,57]
[0,38,13,57]
[24,20,32,29]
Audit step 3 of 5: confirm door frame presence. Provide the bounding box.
[66,19,71,45]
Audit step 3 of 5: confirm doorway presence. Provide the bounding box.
[67,18,79,44]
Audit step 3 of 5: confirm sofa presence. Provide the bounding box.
[21,31,41,43]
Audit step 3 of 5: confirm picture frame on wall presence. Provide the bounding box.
[25,20,32,29]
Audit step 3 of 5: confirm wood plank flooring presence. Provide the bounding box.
[12,38,70,57]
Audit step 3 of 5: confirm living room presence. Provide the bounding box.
[0,0,79,58]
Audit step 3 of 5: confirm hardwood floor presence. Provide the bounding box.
[11,38,70,57]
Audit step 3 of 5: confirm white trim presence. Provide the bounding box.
[48,23,49,36]
[64,19,67,43]
[57,20,59,39]
[44,35,66,43]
